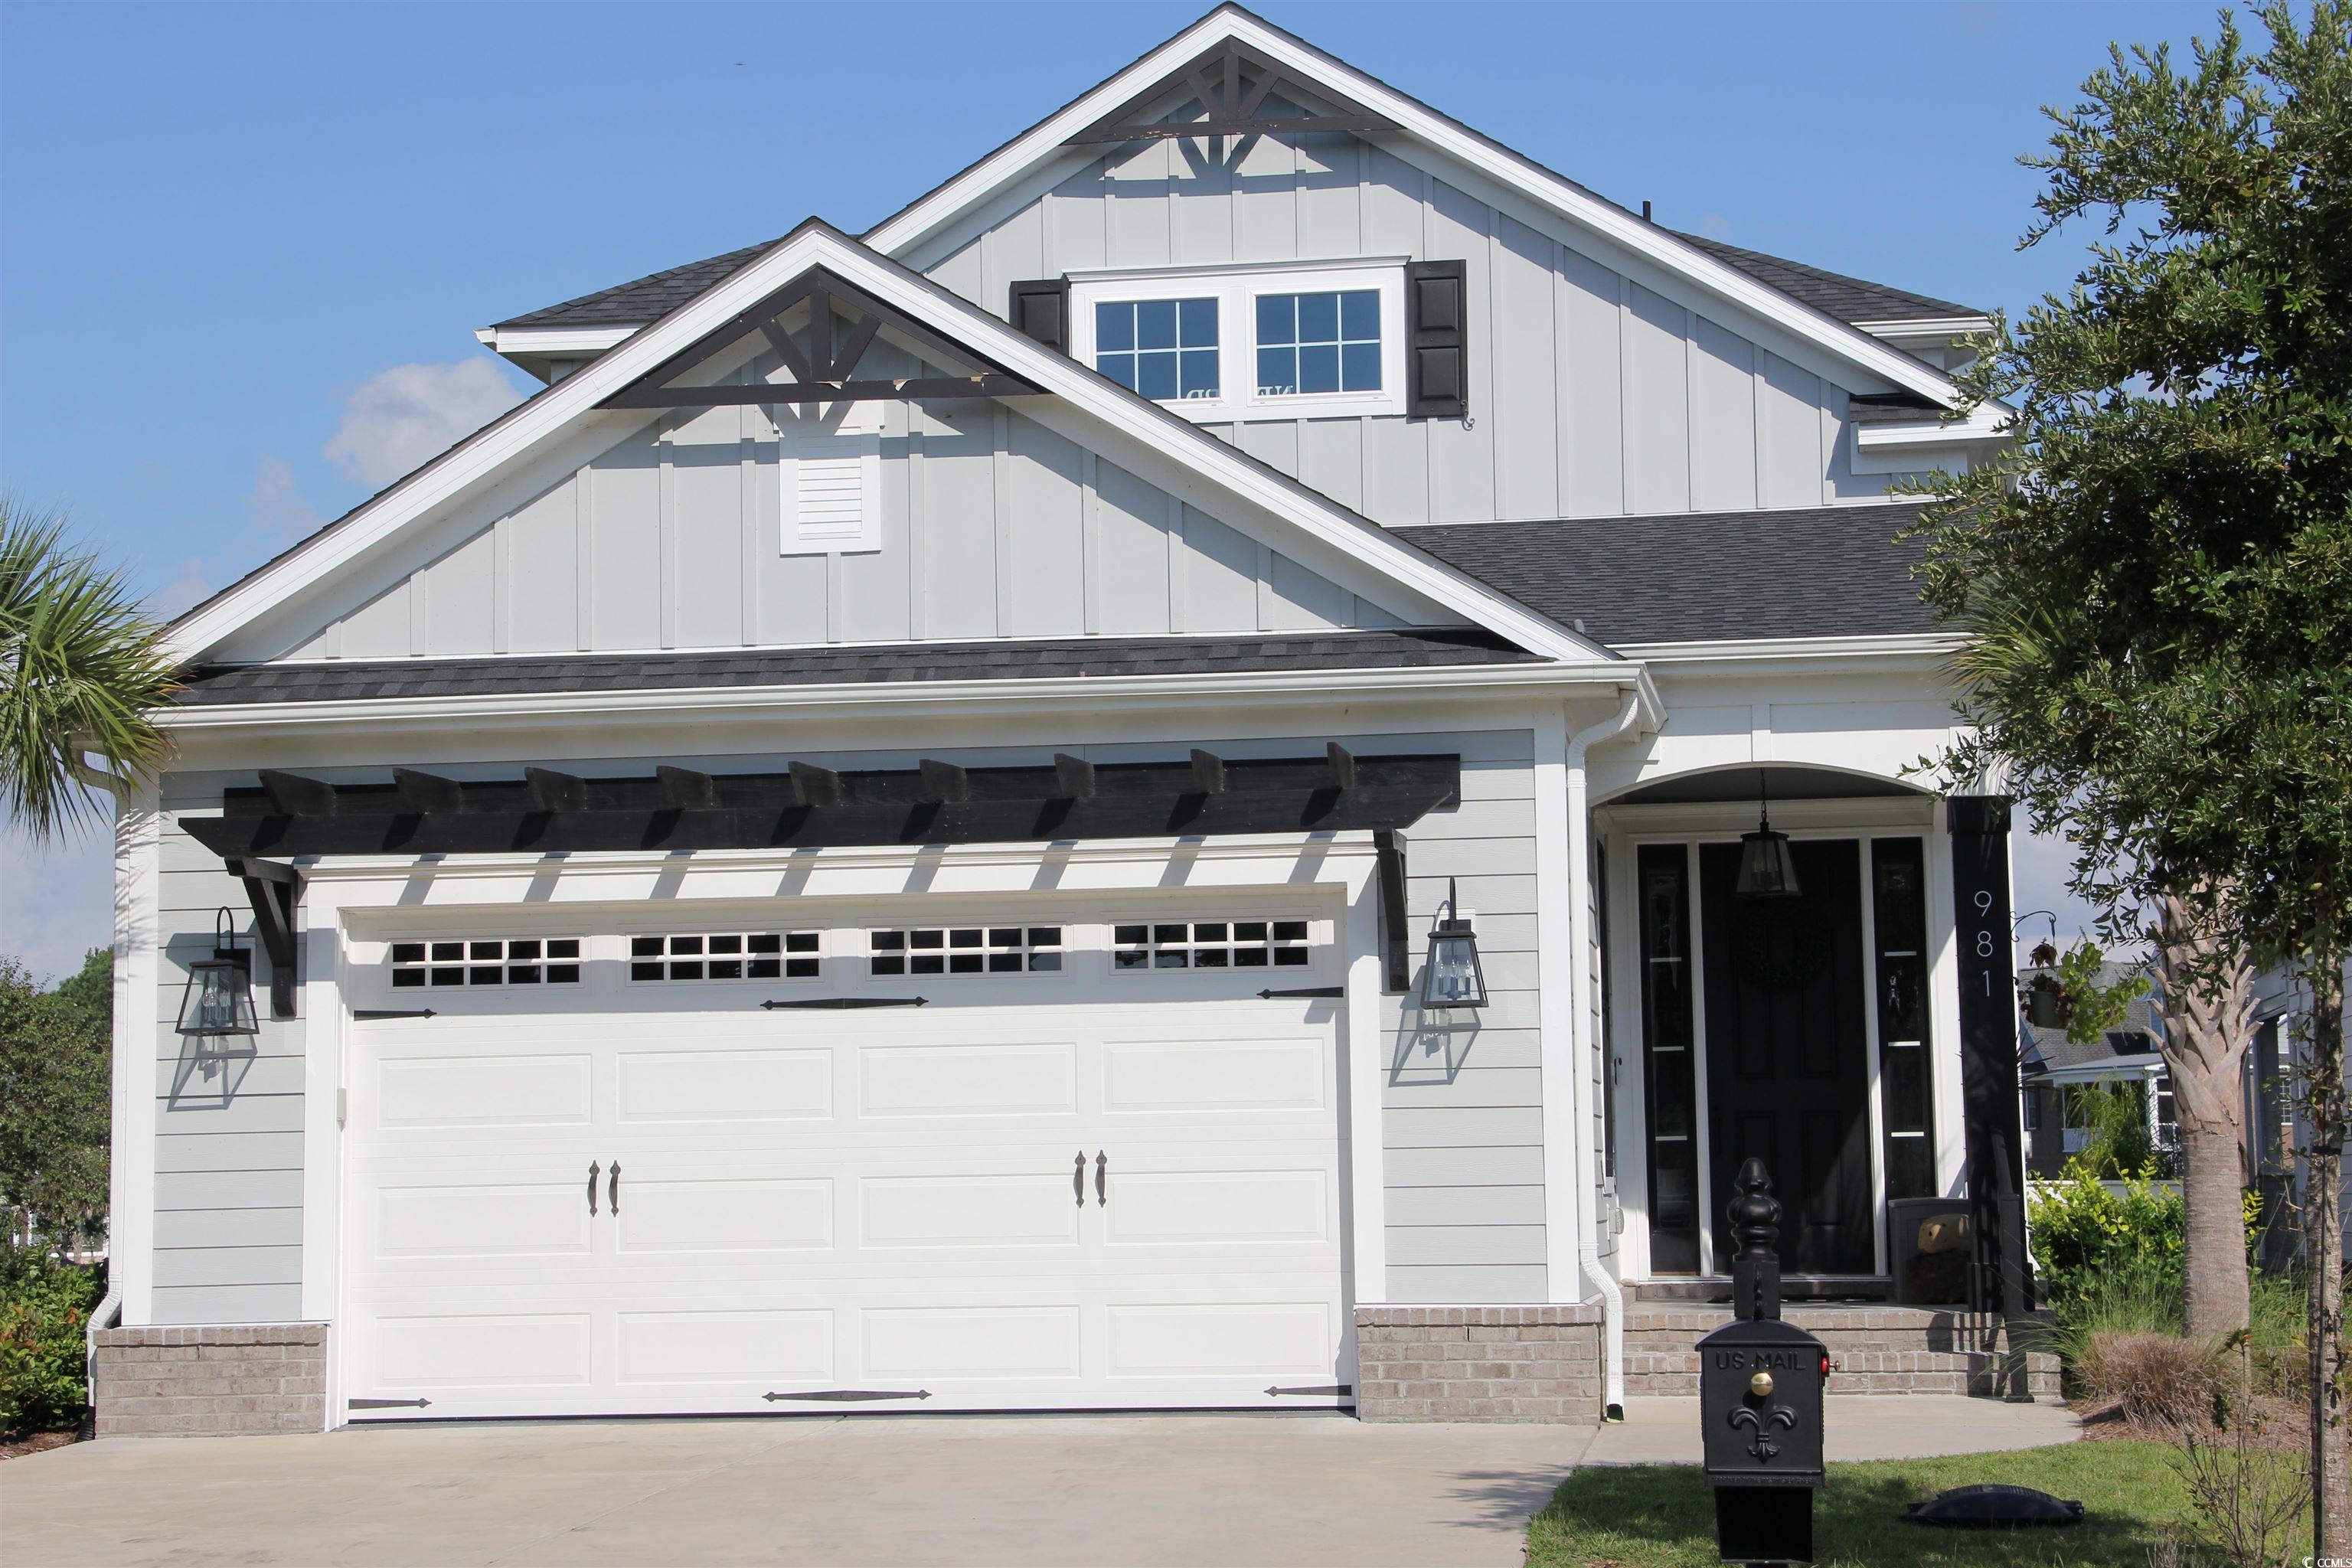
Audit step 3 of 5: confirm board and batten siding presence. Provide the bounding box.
[922,129,1924,526]
[143,726,1550,1324]
[277,366,1411,663]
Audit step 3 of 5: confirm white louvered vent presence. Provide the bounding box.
[779,415,882,555]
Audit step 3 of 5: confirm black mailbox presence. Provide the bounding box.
[1700,1159,1827,1566]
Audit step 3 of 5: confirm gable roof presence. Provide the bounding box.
[1671,234,1982,328]
[494,238,776,330]
[1401,501,1942,649]
[482,6,1994,413]
[170,219,1612,668]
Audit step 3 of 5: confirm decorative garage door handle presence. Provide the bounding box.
[1074,1151,1086,1208]
[608,1160,621,1216]
[587,1161,600,1217]
[1096,1151,1108,1207]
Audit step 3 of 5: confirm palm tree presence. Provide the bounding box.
[0,498,182,841]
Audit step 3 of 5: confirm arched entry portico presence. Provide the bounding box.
[1592,761,1971,1298]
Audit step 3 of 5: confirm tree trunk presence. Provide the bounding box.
[2154,890,2256,1340]
[2307,957,2347,1555]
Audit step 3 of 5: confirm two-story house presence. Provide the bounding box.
[95,5,2044,1437]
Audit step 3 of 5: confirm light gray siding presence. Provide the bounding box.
[1378,728,1549,1303]
[279,381,1413,662]
[924,132,1925,525]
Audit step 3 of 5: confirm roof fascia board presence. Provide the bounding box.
[172,221,1601,666]
[863,7,1988,411]
[1854,409,2009,449]
[158,656,1646,736]
[475,325,637,356]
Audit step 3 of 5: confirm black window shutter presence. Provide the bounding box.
[1405,261,1468,420]
[1007,278,1070,354]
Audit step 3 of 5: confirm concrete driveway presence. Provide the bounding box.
[1,1413,1587,1568]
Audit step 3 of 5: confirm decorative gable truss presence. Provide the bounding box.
[1063,33,1397,147]
[172,223,1612,669]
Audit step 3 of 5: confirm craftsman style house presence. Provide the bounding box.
[97,6,2040,1435]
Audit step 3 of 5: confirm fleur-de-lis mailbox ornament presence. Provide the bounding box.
[1697,1160,1829,1565]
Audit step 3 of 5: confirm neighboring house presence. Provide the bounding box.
[98,5,2034,1437]
[2016,961,2171,1179]
[2248,959,2352,1269]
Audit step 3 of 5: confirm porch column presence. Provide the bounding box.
[1947,795,2032,1316]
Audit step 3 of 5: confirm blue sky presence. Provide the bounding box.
[1,0,2219,979]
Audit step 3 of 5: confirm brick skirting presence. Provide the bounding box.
[1623,1305,2060,1399]
[90,1325,328,1438]
[1354,1305,1605,1423]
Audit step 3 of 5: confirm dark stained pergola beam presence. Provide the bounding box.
[393,768,462,813]
[917,760,969,804]
[657,766,720,809]
[525,768,587,812]
[1054,753,1096,800]
[601,375,1039,409]
[789,761,844,808]
[260,769,336,816]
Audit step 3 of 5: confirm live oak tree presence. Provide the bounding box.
[1905,2,2352,1543]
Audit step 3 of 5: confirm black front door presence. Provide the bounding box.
[1700,839,1873,1276]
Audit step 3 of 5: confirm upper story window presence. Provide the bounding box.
[1096,298,1221,401]
[1070,260,1405,423]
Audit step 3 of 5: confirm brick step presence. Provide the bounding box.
[1622,1305,2057,1398]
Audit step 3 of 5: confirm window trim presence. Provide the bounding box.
[1067,259,1407,423]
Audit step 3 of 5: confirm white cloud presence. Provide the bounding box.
[0,818,115,985]
[324,359,525,490]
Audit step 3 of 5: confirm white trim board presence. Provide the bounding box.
[166,223,1611,670]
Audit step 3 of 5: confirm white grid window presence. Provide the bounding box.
[1112,920,1311,972]
[870,926,1063,978]
[629,932,817,983]
[391,938,581,989]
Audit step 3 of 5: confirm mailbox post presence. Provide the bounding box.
[1699,1160,1828,1566]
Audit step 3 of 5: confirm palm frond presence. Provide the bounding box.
[0,497,184,841]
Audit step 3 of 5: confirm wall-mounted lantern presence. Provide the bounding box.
[1421,877,1488,1008]
[175,909,259,1042]
[1735,771,1803,902]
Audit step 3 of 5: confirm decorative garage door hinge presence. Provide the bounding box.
[354,1008,438,1021]
[761,997,929,1011]
[348,1397,433,1410]
[1256,986,1344,999]
[763,1388,933,1403]
[1264,1385,1351,1397]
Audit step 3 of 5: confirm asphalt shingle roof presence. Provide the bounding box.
[492,238,781,330]
[1671,234,1981,326]
[2019,961,2164,1073]
[1400,501,1940,648]
[175,629,1538,705]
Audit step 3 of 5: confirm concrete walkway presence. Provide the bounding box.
[2,1400,2081,1568]
[1585,1393,2082,1466]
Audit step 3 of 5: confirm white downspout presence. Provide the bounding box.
[1569,688,1642,1421]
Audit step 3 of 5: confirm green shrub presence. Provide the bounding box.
[0,1246,101,1434]
[2029,1158,2186,1315]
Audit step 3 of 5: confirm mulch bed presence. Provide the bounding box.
[0,1429,82,1462]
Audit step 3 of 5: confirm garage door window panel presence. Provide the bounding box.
[392,938,582,989]
[629,931,818,984]
[870,926,1063,977]
[1112,920,1312,972]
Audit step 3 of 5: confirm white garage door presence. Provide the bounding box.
[341,903,1351,1419]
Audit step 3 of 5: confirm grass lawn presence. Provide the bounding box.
[1527,1440,2297,1567]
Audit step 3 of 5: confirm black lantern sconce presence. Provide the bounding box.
[1735,770,1803,902]
[175,909,260,1045]
[1420,877,1488,1008]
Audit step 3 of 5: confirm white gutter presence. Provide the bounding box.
[1569,686,1642,1421]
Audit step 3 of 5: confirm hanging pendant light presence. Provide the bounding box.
[175,908,260,1042]
[1735,770,1802,901]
